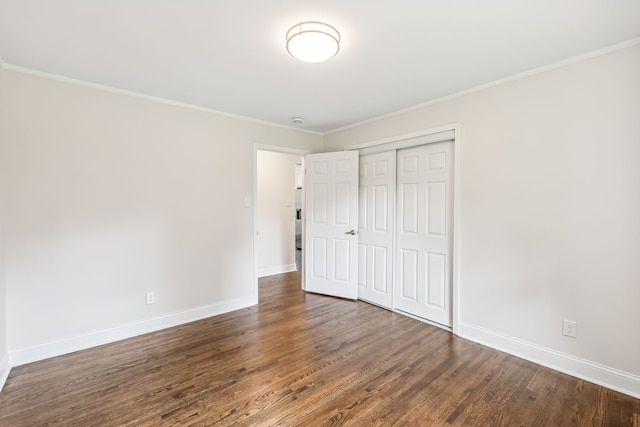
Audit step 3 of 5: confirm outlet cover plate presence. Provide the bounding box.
[562,319,577,338]
[146,292,155,305]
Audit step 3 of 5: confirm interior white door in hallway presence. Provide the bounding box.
[358,151,396,308]
[305,151,359,299]
[395,142,454,327]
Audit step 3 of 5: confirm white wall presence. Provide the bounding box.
[325,44,640,396]
[0,64,9,389]
[0,69,323,364]
[0,212,6,388]
[256,151,301,277]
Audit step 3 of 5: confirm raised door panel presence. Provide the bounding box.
[311,237,327,279]
[400,249,418,302]
[372,246,388,293]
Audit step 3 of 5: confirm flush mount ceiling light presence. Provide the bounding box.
[286,21,340,63]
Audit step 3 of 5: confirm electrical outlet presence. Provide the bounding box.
[562,319,577,338]
[146,291,155,305]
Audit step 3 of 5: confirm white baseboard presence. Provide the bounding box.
[458,322,640,399]
[9,296,257,367]
[257,263,297,278]
[0,353,10,392]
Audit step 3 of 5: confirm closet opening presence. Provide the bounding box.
[345,125,461,333]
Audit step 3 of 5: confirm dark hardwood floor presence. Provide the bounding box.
[0,271,638,426]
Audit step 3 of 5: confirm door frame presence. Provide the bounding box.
[253,144,310,301]
[344,123,462,335]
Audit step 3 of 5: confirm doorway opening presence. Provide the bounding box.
[253,144,309,299]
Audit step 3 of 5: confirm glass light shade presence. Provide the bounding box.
[286,22,340,63]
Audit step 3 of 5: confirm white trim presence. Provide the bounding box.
[329,38,640,134]
[344,124,457,152]
[353,131,455,156]
[253,144,310,156]
[0,353,10,392]
[9,296,255,367]
[2,64,322,136]
[253,144,309,298]
[257,263,298,278]
[459,322,640,399]
[451,124,462,336]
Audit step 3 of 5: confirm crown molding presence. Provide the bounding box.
[1,64,323,136]
[3,36,639,137]
[327,37,640,134]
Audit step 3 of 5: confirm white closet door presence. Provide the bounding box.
[358,151,396,308]
[395,142,453,326]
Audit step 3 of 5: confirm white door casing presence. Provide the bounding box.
[305,151,359,299]
[395,142,454,326]
[358,151,396,308]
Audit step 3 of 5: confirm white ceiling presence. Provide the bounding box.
[1,1,639,133]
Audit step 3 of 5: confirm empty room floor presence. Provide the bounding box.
[0,271,638,426]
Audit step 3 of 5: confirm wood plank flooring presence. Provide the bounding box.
[0,271,638,426]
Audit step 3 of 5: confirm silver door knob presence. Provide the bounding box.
[345,229,357,235]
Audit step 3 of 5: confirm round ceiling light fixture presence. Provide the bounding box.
[286,21,340,63]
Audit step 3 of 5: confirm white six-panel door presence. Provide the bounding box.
[395,142,453,327]
[305,151,359,300]
[358,151,396,308]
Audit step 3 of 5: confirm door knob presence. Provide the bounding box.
[345,229,357,235]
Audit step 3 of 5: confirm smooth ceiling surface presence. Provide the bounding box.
[0,1,639,133]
